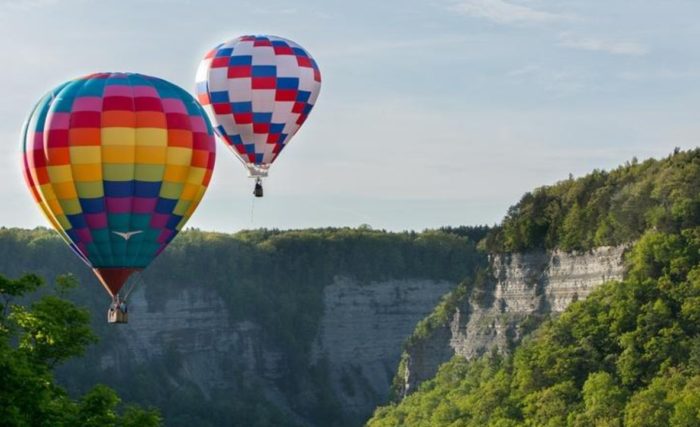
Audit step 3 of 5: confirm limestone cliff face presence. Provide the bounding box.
[398,246,626,398]
[93,276,454,425]
[310,277,454,419]
[97,286,307,422]
[103,287,286,392]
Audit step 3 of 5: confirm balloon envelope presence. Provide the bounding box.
[195,35,321,176]
[22,72,216,296]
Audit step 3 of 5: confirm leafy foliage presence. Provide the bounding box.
[0,273,161,427]
[484,148,700,252]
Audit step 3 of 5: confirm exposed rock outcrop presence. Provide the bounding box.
[398,246,626,398]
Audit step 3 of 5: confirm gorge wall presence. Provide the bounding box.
[397,245,627,399]
[310,277,454,418]
[1,227,481,426]
[0,228,626,426]
[97,276,454,426]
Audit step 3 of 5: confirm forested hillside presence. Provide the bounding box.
[368,149,700,426]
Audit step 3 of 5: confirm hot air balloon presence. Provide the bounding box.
[195,35,321,197]
[22,72,216,323]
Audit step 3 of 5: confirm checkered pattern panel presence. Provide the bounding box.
[195,35,321,167]
[22,72,216,269]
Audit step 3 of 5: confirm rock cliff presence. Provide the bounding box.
[84,276,456,425]
[2,227,480,426]
[0,228,626,426]
[310,277,454,419]
[397,245,626,398]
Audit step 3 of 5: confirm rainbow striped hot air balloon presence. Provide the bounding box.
[22,72,216,322]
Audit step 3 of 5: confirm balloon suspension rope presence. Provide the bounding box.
[250,193,256,224]
[121,272,143,303]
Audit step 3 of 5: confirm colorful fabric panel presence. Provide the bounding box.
[195,35,321,170]
[22,72,216,270]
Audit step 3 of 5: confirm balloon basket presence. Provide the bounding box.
[107,309,128,324]
[254,178,264,198]
[107,300,128,324]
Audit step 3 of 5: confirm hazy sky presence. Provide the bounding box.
[1,0,698,231]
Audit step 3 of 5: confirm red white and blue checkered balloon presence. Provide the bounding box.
[195,35,321,177]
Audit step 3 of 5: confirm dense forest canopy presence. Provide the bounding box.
[368,148,700,427]
[484,148,700,252]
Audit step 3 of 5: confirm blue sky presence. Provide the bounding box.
[1,0,698,231]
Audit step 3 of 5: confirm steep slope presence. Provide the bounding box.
[310,277,456,418]
[369,149,700,426]
[369,229,700,427]
[397,245,626,398]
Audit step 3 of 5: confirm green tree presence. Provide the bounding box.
[623,381,672,427]
[0,272,161,427]
[670,375,700,426]
[571,371,626,426]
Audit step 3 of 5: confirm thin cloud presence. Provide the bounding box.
[449,0,568,25]
[559,34,649,56]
